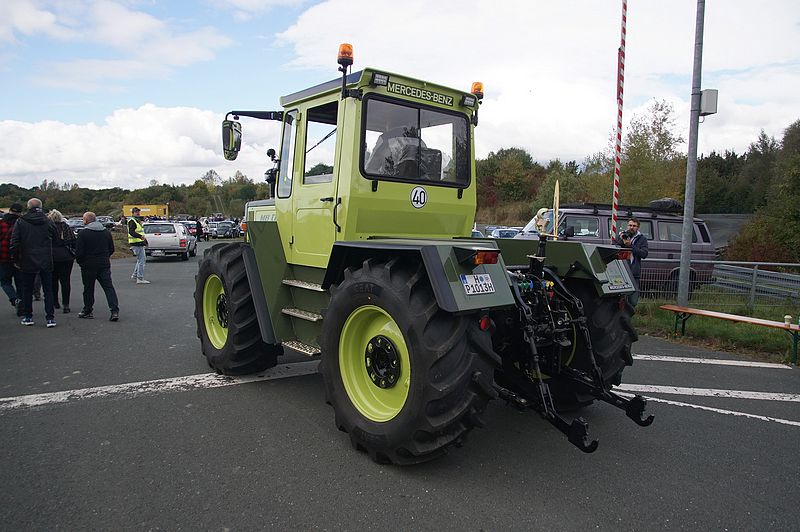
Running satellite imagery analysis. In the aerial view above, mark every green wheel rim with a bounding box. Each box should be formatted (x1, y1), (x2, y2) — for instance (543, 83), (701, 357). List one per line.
(203, 274), (228, 349)
(339, 305), (411, 422)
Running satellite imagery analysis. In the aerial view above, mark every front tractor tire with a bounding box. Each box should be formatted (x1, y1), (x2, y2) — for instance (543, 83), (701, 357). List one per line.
(320, 258), (498, 465)
(194, 243), (280, 375)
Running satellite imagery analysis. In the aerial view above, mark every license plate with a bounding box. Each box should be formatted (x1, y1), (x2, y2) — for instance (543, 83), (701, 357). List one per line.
(151, 250), (165, 257)
(460, 274), (495, 296)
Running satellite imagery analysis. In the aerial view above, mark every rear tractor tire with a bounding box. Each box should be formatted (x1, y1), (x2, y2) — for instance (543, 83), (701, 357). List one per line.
(549, 281), (637, 407)
(194, 242), (280, 375)
(319, 258), (498, 465)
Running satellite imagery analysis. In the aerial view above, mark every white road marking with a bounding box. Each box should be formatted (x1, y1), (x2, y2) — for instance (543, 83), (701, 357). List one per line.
(616, 392), (800, 428)
(0, 361), (320, 413)
(616, 384), (800, 402)
(632, 354), (791, 369)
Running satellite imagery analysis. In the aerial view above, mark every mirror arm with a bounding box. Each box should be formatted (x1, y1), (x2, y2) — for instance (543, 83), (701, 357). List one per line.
(226, 111), (283, 121)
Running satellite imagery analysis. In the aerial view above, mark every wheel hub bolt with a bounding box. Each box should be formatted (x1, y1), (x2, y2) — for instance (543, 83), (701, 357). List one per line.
(364, 335), (400, 389)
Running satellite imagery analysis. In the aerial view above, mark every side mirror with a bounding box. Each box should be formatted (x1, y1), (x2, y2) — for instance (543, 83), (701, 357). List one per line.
(267, 148), (277, 162)
(222, 120), (242, 161)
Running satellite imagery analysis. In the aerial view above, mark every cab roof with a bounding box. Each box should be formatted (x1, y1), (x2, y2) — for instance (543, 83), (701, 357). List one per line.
(279, 68), (474, 107)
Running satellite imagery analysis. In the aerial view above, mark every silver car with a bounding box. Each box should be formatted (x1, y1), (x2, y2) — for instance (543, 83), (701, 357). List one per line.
(142, 222), (197, 261)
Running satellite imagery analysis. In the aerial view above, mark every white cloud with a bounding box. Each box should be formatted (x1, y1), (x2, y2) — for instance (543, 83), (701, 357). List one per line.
(276, 0), (800, 161)
(221, 0), (305, 21)
(0, 0), (80, 43)
(5, 1), (232, 91)
(0, 105), (281, 189)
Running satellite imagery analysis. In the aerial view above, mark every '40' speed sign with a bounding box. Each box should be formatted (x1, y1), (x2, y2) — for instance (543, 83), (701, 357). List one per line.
(410, 186), (427, 209)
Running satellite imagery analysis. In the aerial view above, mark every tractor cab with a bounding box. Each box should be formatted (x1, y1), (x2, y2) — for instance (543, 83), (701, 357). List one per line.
(222, 45), (484, 268)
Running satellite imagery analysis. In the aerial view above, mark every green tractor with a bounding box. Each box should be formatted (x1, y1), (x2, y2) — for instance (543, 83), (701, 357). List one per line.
(195, 45), (652, 464)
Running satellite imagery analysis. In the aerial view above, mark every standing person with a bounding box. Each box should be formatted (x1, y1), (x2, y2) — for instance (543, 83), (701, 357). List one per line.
(48, 209), (76, 313)
(9, 198), (57, 327)
(75, 211), (119, 321)
(615, 217), (649, 307)
(128, 207), (150, 284)
(0, 203), (23, 311)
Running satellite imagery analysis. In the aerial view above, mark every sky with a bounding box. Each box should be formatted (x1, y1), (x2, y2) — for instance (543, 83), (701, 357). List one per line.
(1, 0), (799, 190)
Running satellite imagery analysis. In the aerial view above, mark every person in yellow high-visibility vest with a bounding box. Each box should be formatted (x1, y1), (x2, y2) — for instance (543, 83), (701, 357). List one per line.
(127, 207), (149, 284)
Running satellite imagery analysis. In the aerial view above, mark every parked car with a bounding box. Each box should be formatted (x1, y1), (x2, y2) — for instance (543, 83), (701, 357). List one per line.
(97, 216), (114, 229)
(142, 222), (197, 260)
(66, 218), (85, 235)
(471, 229), (485, 238)
(179, 221), (199, 238)
(515, 202), (716, 293)
(213, 221), (237, 239)
(490, 228), (520, 239)
(207, 221), (219, 238)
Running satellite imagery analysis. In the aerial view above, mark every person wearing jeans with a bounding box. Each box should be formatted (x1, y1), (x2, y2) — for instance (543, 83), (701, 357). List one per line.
(75, 212), (119, 321)
(128, 207), (149, 284)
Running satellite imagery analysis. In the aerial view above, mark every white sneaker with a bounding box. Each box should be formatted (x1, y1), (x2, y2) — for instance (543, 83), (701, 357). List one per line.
(136, 279), (151, 284)
(131, 275), (136, 280)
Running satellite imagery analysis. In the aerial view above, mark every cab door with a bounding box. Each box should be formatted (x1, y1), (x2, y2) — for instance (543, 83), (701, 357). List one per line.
(291, 99), (340, 268)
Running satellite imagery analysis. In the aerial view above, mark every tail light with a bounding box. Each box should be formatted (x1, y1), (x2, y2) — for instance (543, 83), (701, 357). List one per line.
(473, 250), (499, 265)
(241, 222), (247, 232)
(180, 239), (186, 247)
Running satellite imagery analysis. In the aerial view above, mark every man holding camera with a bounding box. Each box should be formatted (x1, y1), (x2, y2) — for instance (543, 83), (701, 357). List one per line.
(615, 217), (648, 307)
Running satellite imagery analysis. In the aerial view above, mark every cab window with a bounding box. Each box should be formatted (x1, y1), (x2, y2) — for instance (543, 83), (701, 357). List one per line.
(304, 102), (337, 185)
(361, 96), (469, 186)
(277, 110), (298, 198)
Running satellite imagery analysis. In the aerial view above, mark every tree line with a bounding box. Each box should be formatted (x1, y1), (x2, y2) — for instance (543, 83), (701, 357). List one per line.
(1, 101), (798, 260)
(0, 169), (269, 220)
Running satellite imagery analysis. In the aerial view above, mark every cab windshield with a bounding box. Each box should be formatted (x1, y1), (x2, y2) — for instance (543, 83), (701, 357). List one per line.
(361, 96), (470, 187)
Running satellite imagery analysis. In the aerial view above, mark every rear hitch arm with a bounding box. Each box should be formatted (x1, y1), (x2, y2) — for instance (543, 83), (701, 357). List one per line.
(561, 367), (655, 427)
(506, 276), (600, 453)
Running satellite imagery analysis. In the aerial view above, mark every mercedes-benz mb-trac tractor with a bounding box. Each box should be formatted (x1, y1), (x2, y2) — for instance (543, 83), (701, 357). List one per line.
(194, 44), (653, 465)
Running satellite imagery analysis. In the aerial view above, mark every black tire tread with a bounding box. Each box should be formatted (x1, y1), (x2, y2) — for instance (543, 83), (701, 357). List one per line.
(193, 242), (279, 375)
(319, 258), (496, 465)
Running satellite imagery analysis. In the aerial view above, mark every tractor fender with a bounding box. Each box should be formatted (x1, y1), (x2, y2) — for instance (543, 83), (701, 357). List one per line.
(322, 240), (516, 313)
(242, 244), (277, 345)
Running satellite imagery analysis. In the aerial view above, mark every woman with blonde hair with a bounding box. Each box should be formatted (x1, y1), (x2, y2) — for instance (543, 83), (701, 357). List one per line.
(48, 209), (76, 313)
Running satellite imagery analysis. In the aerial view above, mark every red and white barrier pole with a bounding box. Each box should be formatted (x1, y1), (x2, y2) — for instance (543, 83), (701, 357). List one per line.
(611, 0), (627, 239)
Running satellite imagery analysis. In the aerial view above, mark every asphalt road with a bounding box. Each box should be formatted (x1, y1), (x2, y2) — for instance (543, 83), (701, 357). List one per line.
(2, 240), (798, 530)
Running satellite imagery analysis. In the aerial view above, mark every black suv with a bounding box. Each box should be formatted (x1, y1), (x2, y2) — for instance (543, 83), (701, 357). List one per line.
(515, 202), (716, 293)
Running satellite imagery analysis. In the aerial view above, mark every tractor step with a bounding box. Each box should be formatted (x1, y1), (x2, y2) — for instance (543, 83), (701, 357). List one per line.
(281, 279), (325, 292)
(281, 307), (323, 322)
(281, 340), (321, 357)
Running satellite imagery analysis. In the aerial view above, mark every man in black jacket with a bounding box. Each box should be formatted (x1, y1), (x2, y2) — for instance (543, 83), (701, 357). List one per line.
(615, 217), (649, 307)
(9, 198), (58, 327)
(75, 211), (120, 321)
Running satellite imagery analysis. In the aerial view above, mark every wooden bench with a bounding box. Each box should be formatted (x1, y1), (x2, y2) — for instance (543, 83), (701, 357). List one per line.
(659, 304), (800, 365)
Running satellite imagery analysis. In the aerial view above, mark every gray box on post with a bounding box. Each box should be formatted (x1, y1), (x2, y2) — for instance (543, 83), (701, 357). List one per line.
(700, 89), (718, 116)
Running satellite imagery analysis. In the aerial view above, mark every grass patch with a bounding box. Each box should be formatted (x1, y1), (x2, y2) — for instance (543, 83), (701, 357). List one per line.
(476, 201), (533, 227)
(635, 294), (799, 364)
(111, 227), (133, 260)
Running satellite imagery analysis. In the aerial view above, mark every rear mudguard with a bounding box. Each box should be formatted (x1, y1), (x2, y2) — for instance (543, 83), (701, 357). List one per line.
(322, 239), (517, 313)
(493, 238), (636, 297)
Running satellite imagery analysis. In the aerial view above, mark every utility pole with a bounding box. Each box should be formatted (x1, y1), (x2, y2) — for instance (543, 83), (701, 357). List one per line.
(677, 0), (705, 307)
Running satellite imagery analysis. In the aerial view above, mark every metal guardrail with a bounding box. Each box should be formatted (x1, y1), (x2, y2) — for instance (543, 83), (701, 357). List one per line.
(638, 258), (800, 311)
